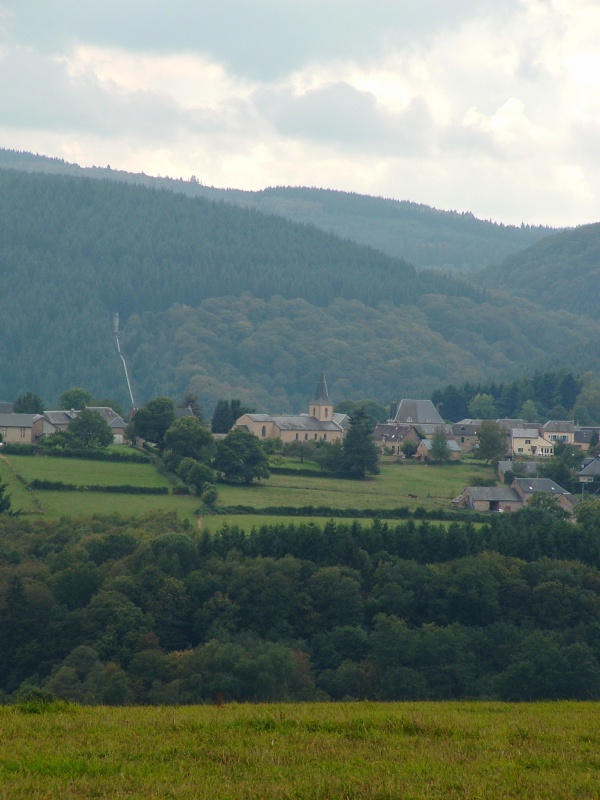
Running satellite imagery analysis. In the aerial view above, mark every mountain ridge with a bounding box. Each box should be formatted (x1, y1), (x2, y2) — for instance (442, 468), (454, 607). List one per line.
(0, 147), (554, 273)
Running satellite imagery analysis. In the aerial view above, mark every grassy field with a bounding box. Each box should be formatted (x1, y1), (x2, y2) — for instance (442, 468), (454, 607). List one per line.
(0, 701), (598, 799)
(217, 460), (492, 512)
(5, 454), (170, 488)
(0, 451), (494, 522)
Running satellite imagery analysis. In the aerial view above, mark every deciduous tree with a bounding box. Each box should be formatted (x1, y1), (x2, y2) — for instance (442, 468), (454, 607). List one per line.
(68, 409), (113, 449)
(477, 420), (507, 463)
(215, 429), (270, 484)
(129, 397), (175, 449)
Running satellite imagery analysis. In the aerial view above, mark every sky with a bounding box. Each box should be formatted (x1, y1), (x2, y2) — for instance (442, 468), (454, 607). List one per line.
(1, 0), (600, 226)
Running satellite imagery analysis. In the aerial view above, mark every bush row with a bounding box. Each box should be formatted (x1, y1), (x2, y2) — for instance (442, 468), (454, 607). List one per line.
(1, 443), (149, 463)
(29, 480), (168, 495)
(208, 504), (485, 522)
(268, 466), (325, 477)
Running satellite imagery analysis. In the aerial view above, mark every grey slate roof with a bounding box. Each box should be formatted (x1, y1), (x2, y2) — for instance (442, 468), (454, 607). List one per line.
(452, 421), (481, 435)
(0, 412), (37, 428)
(575, 428), (600, 445)
(86, 407), (126, 428)
(579, 457), (600, 478)
(497, 460), (539, 476)
(43, 410), (77, 426)
(393, 399), (444, 425)
(464, 486), (521, 502)
(373, 424), (417, 442)
(496, 418), (526, 430)
(245, 413), (342, 432)
(511, 428), (542, 439)
(422, 437), (461, 452)
(542, 420), (575, 433)
(312, 370), (330, 404)
(512, 477), (569, 495)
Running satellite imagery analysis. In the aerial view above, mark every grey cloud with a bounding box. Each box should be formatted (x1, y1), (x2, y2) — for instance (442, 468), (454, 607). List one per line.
(1, 0), (522, 79)
(255, 82), (434, 154)
(0, 47), (194, 140)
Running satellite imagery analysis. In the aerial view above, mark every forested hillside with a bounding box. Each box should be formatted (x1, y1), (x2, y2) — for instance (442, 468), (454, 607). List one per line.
(0, 148), (552, 272)
(0, 167), (597, 411)
(478, 223), (600, 319)
(3, 507), (600, 702)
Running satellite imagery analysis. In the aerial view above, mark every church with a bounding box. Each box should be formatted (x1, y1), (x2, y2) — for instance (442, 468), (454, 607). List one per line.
(234, 371), (349, 443)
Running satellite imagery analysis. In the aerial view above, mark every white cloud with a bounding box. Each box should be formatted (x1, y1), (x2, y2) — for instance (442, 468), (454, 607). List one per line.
(0, 0), (600, 225)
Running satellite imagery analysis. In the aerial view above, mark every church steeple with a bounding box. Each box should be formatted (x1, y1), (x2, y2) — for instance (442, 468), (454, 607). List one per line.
(310, 370), (334, 421)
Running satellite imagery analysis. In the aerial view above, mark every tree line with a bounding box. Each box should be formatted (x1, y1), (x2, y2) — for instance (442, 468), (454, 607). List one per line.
(2, 500), (600, 704)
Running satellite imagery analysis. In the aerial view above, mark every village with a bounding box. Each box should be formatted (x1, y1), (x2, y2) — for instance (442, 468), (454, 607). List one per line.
(2, 371), (599, 518)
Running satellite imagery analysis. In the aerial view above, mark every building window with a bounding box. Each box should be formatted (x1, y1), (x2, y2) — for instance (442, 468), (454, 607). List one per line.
(312, 407), (316, 416)
(304, 433), (308, 441)
(20, 428), (26, 438)
(323, 434), (327, 441)
(324, 408), (328, 417)
(460, 437), (465, 443)
(295, 433), (299, 440)
(525, 439), (531, 444)
(314, 433), (318, 440)
(261, 426), (267, 438)
(518, 448), (523, 453)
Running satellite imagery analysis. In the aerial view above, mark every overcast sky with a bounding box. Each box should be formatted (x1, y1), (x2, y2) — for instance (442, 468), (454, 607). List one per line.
(1, 0), (600, 225)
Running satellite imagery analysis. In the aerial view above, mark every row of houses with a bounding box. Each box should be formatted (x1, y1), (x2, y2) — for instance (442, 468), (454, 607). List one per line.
(375, 406), (599, 460)
(0, 407), (128, 445)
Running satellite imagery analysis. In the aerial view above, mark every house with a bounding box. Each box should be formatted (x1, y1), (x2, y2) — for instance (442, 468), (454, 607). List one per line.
(373, 423), (420, 455)
(497, 460), (539, 483)
(416, 437), (462, 461)
(0, 412), (39, 444)
(456, 476), (576, 513)
(34, 410), (78, 438)
(452, 419), (482, 452)
(578, 455), (600, 488)
(390, 399), (445, 430)
(454, 486), (522, 513)
(509, 428), (554, 457)
(511, 477), (577, 512)
(234, 372), (349, 444)
(85, 407), (128, 444)
(34, 407), (127, 444)
(541, 420), (575, 445)
(573, 428), (600, 450)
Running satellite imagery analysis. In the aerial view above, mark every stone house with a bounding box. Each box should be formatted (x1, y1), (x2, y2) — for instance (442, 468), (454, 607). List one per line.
(0, 412), (39, 444)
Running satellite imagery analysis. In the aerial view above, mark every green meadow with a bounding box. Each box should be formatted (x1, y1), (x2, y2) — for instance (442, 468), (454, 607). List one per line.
(0, 450), (494, 523)
(1, 701), (598, 799)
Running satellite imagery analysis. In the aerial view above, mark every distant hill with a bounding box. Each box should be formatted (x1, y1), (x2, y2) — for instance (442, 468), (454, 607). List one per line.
(0, 166), (597, 414)
(478, 223), (600, 319)
(0, 148), (554, 273)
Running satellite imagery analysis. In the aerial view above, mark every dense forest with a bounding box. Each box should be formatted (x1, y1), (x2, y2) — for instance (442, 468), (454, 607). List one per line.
(3, 504), (600, 703)
(432, 369), (584, 423)
(1, 166), (598, 412)
(478, 222), (600, 319)
(0, 148), (552, 272)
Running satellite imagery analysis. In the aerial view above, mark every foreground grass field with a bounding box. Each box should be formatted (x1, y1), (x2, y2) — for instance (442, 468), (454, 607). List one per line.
(1, 701), (598, 799)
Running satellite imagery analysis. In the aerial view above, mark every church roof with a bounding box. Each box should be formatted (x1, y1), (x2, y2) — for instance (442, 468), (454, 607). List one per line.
(245, 413), (343, 432)
(312, 370), (330, 404)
